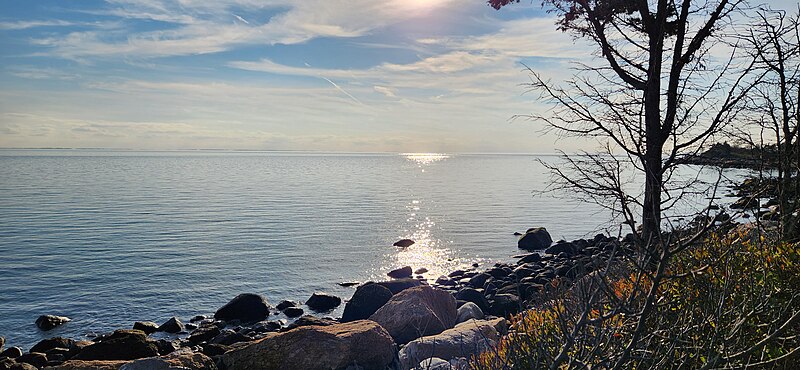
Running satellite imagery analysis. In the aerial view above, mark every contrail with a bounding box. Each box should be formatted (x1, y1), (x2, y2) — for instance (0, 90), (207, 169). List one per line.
(233, 14), (249, 24)
(320, 76), (364, 106)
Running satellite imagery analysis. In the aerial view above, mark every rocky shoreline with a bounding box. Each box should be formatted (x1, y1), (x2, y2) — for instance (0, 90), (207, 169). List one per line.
(0, 228), (631, 370)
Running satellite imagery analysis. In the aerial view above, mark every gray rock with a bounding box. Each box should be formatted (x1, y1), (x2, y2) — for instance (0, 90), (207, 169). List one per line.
(413, 357), (451, 370)
(393, 239), (415, 248)
(118, 349), (216, 370)
(399, 318), (504, 369)
(72, 330), (159, 361)
(214, 293), (271, 323)
(454, 288), (489, 312)
(456, 302), (484, 324)
(341, 283), (393, 323)
(369, 285), (457, 344)
(414, 267), (428, 274)
(35, 315), (71, 331)
(375, 278), (424, 294)
(187, 325), (221, 344)
(517, 227), (553, 250)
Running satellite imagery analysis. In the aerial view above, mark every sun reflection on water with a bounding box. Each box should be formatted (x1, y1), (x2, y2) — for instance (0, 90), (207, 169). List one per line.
(402, 153), (450, 165)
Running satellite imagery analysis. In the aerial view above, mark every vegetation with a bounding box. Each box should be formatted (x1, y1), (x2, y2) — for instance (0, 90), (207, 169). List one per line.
(471, 227), (800, 369)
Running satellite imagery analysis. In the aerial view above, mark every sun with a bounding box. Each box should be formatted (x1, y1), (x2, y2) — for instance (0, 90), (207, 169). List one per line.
(396, 0), (446, 12)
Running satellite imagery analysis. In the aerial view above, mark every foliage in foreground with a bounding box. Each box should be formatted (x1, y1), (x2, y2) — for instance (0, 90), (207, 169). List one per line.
(471, 227), (800, 369)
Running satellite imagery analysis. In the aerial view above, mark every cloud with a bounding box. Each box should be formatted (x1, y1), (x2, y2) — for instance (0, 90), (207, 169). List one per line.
(373, 85), (397, 98)
(0, 20), (77, 30)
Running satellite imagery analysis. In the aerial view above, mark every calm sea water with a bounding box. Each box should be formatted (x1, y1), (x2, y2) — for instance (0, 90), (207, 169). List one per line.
(0, 150), (745, 350)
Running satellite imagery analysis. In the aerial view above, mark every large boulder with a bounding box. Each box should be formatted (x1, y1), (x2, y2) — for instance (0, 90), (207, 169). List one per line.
(399, 318), (504, 369)
(30, 337), (76, 354)
(305, 292), (341, 312)
(72, 330), (159, 361)
(42, 360), (129, 370)
(517, 227), (553, 251)
(220, 320), (394, 370)
(214, 294), (271, 323)
(369, 285), (457, 344)
(35, 315), (71, 331)
(387, 266), (413, 279)
(341, 283), (393, 322)
(132, 322), (158, 335)
(118, 350), (215, 370)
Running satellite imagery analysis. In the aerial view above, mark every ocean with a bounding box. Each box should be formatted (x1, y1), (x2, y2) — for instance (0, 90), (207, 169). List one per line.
(0, 150), (746, 350)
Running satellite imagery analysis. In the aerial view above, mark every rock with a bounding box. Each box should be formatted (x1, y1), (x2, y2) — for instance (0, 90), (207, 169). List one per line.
(275, 301), (296, 311)
(518, 253), (542, 264)
(369, 285), (457, 344)
(156, 317), (184, 334)
(454, 288), (490, 312)
(393, 239), (415, 248)
(387, 266), (413, 279)
(117, 349), (215, 370)
(517, 227), (553, 250)
(250, 321), (282, 334)
(284, 316), (337, 331)
(731, 196), (759, 209)
(337, 282), (360, 287)
(305, 292), (342, 312)
(0, 337), (3, 352)
(35, 315), (71, 331)
(545, 241), (576, 256)
(152, 340), (179, 356)
(399, 318), (503, 369)
(220, 320), (394, 370)
(282, 307), (303, 318)
(456, 302), (484, 324)
(187, 325), (221, 344)
(16, 353), (47, 368)
(467, 273), (491, 288)
(2, 358), (38, 370)
(341, 283), (394, 323)
(210, 330), (251, 346)
(72, 330), (158, 361)
(413, 357), (451, 370)
(189, 315), (207, 323)
(0, 347), (22, 359)
(434, 276), (455, 286)
(375, 278), (424, 294)
(214, 294), (271, 323)
(30, 337), (76, 355)
(200, 343), (230, 357)
(414, 267), (428, 274)
(42, 360), (129, 370)
(132, 322), (159, 335)
(488, 294), (520, 317)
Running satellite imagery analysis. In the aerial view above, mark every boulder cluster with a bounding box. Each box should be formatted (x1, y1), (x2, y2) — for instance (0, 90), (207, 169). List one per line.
(1, 227), (627, 370)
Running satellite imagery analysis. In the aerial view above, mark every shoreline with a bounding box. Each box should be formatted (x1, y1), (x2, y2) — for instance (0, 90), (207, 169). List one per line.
(1, 227), (638, 370)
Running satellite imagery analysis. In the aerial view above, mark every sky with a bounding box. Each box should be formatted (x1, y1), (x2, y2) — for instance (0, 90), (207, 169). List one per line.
(0, 1), (796, 153)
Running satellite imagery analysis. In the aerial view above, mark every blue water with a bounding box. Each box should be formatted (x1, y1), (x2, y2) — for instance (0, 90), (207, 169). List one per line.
(0, 150), (742, 350)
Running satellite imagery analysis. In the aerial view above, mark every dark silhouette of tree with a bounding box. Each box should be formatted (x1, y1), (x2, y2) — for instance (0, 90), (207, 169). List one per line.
(490, 0), (756, 244)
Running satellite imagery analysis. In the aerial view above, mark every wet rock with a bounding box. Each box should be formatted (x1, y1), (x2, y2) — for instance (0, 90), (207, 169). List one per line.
(375, 278), (424, 294)
(456, 302), (484, 324)
(284, 316), (336, 331)
(369, 285), (457, 344)
(36, 315), (71, 331)
(454, 287), (490, 312)
(0, 347), (22, 359)
(156, 317), (184, 334)
(189, 315), (207, 323)
(153, 340), (179, 356)
(399, 318), (504, 369)
(30, 337), (75, 355)
(187, 325), (221, 344)
(221, 320), (394, 370)
(387, 266), (413, 279)
(250, 321), (282, 334)
(447, 270), (465, 278)
(467, 273), (491, 288)
(414, 267), (428, 274)
(517, 227), (553, 250)
(282, 307), (303, 318)
(393, 239), (415, 248)
(0, 337), (3, 352)
(337, 281), (360, 287)
(72, 330), (158, 361)
(341, 283), (393, 323)
(434, 276), (455, 286)
(214, 294), (271, 323)
(275, 301), (296, 311)
(305, 292), (341, 312)
(132, 322), (159, 335)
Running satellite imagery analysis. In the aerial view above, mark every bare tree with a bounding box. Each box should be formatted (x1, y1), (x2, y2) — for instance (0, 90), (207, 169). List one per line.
(490, 0), (756, 243)
(746, 6), (800, 241)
